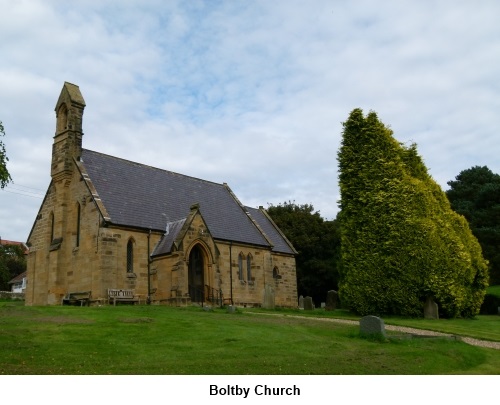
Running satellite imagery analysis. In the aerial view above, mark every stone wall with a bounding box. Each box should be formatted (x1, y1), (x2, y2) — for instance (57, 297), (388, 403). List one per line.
(216, 242), (296, 308)
(27, 169), (101, 305)
(26, 164), (164, 305)
(0, 291), (25, 300)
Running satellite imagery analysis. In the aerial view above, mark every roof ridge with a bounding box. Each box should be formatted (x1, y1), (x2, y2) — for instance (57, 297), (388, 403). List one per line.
(82, 148), (225, 187)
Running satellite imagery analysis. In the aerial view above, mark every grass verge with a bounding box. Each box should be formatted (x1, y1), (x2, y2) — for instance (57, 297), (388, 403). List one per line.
(246, 307), (500, 341)
(487, 285), (500, 297)
(1, 302), (499, 375)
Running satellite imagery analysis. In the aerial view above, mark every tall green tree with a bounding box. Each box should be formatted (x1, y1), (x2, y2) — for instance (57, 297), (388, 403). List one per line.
(267, 202), (341, 305)
(337, 108), (488, 318)
(0, 120), (12, 189)
(446, 166), (500, 285)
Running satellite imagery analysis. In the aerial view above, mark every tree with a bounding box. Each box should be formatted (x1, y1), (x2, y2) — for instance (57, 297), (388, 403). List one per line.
(446, 166), (500, 285)
(0, 120), (12, 189)
(337, 108), (488, 318)
(0, 243), (26, 291)
(267, 201), (341, 305)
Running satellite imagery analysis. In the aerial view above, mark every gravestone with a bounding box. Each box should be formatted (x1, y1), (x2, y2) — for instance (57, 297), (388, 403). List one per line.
(262, 285), (275, 309)
(325, 290), (338, 311)
(321, 302), (325, 309)
(424, 296), (439, 319)
(359, 315), (387, 338)
(298, 295), (304, 309)
(304, 296), (313, 310)
(226, 305), (236, 313)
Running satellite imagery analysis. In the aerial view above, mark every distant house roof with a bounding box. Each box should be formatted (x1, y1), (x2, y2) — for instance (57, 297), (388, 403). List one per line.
(0, 239), (29, 255)
(8, 271), (27, 285)
(78, 149), (295, 255)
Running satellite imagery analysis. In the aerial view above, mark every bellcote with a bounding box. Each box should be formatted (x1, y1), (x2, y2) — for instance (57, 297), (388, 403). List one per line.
(54, 82), (85, 136)
(51, 82), (86, 180)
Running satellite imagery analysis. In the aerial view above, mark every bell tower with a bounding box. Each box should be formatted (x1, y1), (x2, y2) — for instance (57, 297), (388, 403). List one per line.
(51, 82), (86, 180)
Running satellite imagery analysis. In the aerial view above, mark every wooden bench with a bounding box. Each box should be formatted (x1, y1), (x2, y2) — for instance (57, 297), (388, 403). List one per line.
(107, 289), (139, 306)
(62, 291), (92, 306)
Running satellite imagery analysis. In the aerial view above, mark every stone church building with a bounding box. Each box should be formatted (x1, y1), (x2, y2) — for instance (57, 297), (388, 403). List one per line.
(26, 82), (297, 307)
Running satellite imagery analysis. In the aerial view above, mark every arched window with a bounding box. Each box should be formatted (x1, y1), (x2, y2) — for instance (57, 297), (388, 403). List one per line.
(50, 212), (55, 242)
(246, 254), (252, 281)
(127, 239), (134, 273)
(273, 267), (281, 279)
(238, 253), (244, 280)
(57, 104), (68, 133)
(75, 203), (81, 247)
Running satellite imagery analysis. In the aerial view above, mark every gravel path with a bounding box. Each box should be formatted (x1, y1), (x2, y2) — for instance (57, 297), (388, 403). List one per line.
(248, 312), (500, 350)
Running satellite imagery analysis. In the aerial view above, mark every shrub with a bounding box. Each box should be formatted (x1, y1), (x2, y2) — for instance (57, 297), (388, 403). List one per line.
(337, 109), (489, 318)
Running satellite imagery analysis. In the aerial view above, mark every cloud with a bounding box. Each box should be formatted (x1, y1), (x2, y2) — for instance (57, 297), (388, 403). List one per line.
(1, 0), (499, 241)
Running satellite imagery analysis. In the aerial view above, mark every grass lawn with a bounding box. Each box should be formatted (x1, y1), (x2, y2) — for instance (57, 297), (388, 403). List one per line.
(1, 300), (499, 375)
(247, 307), (500, 341)
(487, 285), (500, 297)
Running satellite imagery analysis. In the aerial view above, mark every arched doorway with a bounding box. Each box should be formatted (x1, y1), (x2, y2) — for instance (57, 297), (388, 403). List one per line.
(188, 244), (205, 303)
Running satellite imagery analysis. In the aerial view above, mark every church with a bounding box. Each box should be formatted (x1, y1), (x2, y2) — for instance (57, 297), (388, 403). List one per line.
(25, 82), (297, 307)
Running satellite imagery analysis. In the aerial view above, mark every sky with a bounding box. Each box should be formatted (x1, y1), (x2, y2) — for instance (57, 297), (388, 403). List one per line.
(1, 0), (499, 243)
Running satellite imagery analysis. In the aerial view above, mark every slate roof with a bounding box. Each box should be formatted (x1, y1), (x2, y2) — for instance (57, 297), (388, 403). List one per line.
(151, 218), (186, 257)
(80, 149), (295, 254)
(8, 271), (27, 285)
(245, 206), (296, 255)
